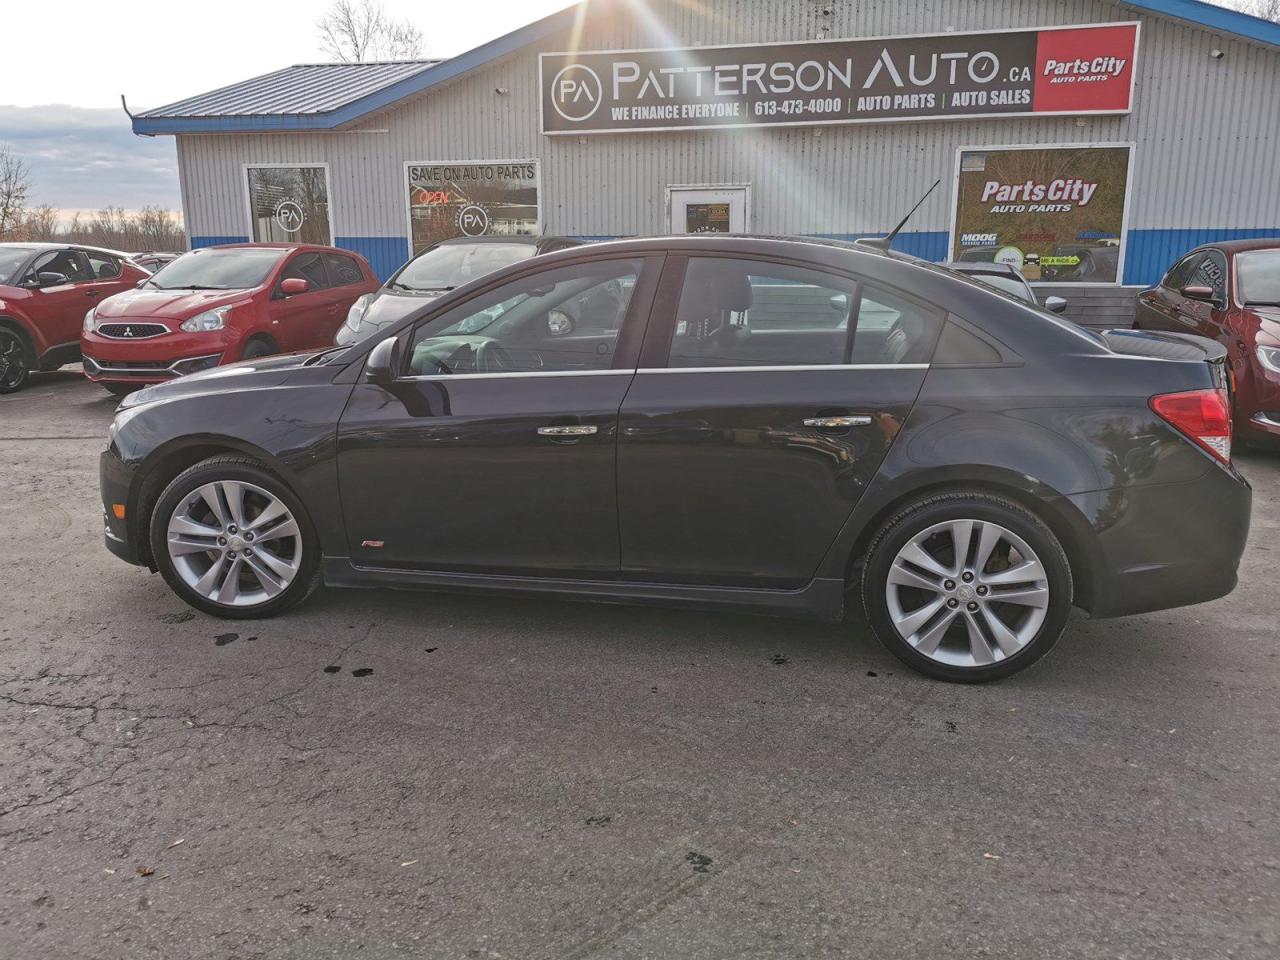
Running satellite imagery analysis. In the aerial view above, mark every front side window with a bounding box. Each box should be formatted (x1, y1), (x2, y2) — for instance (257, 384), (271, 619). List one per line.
(665, 257), (940, 368)
(247, 165), (331, 245)
(145, 248), (286, 291)
(406, 258), (642, 376)
(1237, 250), (1280, 306)
(283, 252), (328, 289)
(1163, 253), (1203, 291)
(1187, 251), (1227, 300)
(30, 250), (91, 284)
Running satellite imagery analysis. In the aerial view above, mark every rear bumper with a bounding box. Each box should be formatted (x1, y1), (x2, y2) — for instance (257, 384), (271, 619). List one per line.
(1075, 462), (1251, 618)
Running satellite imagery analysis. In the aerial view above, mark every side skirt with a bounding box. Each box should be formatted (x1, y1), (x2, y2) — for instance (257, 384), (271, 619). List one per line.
(322, 558), (847, 623)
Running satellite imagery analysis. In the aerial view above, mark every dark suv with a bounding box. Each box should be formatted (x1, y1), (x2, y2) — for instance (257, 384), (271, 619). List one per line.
(101, 235), (1249, 683)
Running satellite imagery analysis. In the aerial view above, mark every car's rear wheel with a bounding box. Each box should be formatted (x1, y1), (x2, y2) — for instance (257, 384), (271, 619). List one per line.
(861, 492), (1073, 683)
(150, 456), (321, 619)
(0, 328), (32, 394)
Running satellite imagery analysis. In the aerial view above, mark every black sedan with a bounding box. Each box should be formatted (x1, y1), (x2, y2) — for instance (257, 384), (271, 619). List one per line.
(945, 261), (1067, 314)
(101, 235), (1250, 682)
(335, 234), (584, 346)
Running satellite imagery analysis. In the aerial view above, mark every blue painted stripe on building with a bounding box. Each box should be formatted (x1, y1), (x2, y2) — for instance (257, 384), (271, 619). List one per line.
(810, 231), (950, 260)
(335, 236), (408, 281)
(190, 235), (249, 248)
(1124, 228), (1280, 286)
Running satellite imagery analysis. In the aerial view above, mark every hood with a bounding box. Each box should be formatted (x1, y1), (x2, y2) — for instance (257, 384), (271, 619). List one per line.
(119, 349), (329, 408)
(1247, 306), (1280, 343)
(95, 286), (254, 320)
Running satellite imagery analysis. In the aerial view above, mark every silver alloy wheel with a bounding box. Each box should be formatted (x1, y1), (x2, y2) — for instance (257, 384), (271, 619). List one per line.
(166, 480), (302, 608)
(884, 518), (1050, 668)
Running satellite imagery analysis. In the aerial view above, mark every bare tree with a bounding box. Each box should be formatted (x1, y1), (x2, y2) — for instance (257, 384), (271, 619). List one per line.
(317, 0), (424, 62)
(0, 144), (30, 240)
(19, 204), (58, 241)
(1222, 0), (1280, 21)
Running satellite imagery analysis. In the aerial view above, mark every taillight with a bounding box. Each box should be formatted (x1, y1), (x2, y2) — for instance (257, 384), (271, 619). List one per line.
(1150, 388), (1232, 464)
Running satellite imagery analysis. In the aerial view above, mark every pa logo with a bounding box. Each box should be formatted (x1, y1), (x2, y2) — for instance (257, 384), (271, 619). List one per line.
(274, 199), (305, 234)
(550, 63), (602, 122)
(458, 204), (490, 237)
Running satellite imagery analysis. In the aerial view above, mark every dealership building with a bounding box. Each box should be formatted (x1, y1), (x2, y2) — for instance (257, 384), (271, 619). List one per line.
(130, 0), (1280, 324)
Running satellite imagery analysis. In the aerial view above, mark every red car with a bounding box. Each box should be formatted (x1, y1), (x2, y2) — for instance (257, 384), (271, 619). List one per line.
(1135, 238), (1280, 443)
(0, 242), (149, 393)
(82, 243), (379, 395)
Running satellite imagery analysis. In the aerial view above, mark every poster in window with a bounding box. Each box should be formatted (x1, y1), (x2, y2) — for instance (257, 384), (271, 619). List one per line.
(246, 166), (330, 245)
(952, 145), (1131, 284)
(407, 162), (539, 256)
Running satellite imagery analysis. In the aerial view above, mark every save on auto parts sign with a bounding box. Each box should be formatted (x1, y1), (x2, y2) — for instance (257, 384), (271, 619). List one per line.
(405, 162), (539, 256)
(540, 22), (1138, 134)
(951, 145), (1133, 284)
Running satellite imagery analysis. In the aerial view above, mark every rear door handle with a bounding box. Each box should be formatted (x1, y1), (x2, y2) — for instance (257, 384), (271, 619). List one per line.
(537, 425), (598, 436)
(803, 416), (871, 428)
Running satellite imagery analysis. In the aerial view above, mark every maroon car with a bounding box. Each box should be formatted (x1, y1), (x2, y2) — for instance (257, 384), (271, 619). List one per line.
(0, 242), (149, 393)
(1135, 238), (1280, 442)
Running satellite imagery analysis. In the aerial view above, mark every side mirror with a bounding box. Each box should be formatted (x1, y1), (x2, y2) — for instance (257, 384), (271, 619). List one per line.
(280, 277), (310, 296)
(1182, 285), (1216, 303)
(1043, 295), (1068, 314)
(31, 271), (70, 287)
(364, 336), (401, 386)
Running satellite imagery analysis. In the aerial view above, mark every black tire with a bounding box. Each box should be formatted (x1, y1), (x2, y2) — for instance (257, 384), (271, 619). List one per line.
(104, 383), (139, 398)
(860, 491), (1073, 683)
(149, 455), (322, 619)
(241, 337), (277, 361)
(0, 327), (32, 394)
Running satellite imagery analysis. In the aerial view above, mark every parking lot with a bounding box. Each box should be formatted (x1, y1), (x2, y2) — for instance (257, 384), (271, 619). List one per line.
(0, 369), (1277, 959)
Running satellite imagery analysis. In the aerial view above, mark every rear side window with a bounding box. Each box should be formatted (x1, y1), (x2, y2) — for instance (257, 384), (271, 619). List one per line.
(84, 251), (122, 279)
(283, 252), (328, 289)
(665, 258), (941, 367)
(324, 253), (363, 286)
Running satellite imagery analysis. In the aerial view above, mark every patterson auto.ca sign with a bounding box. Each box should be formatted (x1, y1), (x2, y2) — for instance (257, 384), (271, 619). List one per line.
(540, 22), (1139, 135)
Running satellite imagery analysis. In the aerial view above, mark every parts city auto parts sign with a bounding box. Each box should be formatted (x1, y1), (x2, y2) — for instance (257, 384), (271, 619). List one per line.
(951, 145), (1132, 284)
(541, 22), (1138, 134)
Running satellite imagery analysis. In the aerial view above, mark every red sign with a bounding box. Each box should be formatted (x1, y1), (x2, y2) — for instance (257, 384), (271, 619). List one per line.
(1033, 24), (1138, 114)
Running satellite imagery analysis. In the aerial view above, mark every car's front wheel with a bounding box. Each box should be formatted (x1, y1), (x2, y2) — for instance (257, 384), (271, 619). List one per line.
(150, 456), (321, 618)
(861, 492), (1073, 683)
(0, 328), (32, 394)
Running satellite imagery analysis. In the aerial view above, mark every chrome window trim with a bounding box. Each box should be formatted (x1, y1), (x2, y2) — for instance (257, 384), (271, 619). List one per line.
(391, 363), (930, 383)
(637, 363), (930, 373)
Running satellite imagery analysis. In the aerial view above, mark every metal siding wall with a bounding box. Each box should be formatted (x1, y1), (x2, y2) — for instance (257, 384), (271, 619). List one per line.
(176, 0), (1280, 284)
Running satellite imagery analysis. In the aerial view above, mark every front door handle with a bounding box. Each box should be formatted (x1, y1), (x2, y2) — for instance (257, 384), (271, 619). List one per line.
(537, 425), (598, 437)
(803, 415), (871, 428)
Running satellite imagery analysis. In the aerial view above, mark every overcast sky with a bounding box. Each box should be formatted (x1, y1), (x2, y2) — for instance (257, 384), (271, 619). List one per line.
(0, 0), (577, 215)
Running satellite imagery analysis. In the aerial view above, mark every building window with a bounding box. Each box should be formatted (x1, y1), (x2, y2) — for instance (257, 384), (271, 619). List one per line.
(246, 165), (331, 245)
(405, 161), (539, 257)
(951, 144), (1132, 285)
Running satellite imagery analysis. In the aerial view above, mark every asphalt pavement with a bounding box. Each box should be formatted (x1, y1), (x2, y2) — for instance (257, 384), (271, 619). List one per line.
(2, 369), (1278, 959)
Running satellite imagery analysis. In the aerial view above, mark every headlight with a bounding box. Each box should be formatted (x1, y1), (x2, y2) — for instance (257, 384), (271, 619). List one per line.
(83, 307), (96, 333)
(343, 294), (372, 333)
(1257, 345), (1280, 375)
(180, 306), (231, 333)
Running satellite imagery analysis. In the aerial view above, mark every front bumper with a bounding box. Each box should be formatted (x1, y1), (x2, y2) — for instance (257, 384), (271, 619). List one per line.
(82, 329), (229, 384)
(83, 353), (222, 384)
(100, 447), (146, 566)
(1075, 460), (1252, 618)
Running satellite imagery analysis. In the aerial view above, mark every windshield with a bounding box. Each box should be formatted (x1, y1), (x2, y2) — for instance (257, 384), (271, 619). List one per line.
(393, 243), (535, 291)
(147, 248), (286, 290)
(1238, 250), (1280, 305)
(0, 246), (35, 282)
(964, 273), (1034, 303)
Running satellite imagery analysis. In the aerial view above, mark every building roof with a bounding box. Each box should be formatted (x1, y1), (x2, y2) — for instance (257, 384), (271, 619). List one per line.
(130, 0), (1280, 136)
(135, 61), (440, 121)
